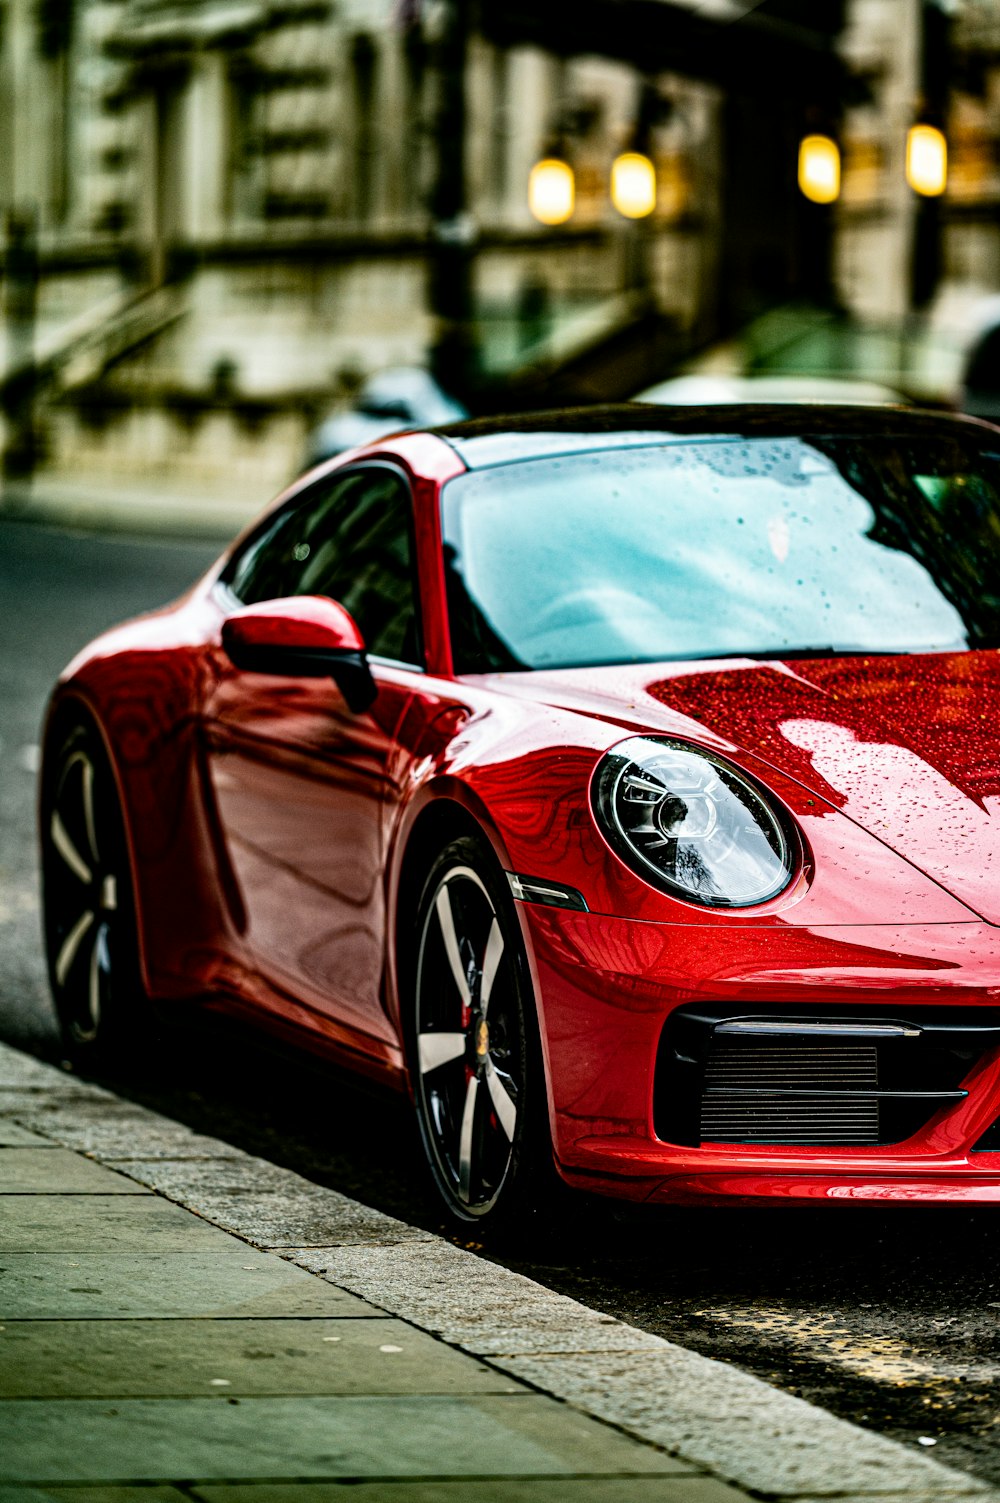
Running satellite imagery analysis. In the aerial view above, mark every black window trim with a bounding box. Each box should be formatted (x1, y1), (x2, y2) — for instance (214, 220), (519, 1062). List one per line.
(215, 459), (427, 673)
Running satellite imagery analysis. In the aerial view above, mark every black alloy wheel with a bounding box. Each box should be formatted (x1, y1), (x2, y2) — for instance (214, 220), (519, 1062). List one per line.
(41, 717), (145, 1066)
(410, 835), (550, 1228)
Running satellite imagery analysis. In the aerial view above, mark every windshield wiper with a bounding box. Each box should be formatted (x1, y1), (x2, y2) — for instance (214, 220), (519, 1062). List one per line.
(750, 646), (911, 660)
(674, 646), (917, 663)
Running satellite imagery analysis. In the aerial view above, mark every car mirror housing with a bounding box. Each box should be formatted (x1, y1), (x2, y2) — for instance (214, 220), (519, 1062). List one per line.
(221, 596), (377, 713)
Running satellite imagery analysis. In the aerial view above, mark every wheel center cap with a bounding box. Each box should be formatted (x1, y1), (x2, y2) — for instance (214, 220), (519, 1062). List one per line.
(474, 1017), (489, 1060)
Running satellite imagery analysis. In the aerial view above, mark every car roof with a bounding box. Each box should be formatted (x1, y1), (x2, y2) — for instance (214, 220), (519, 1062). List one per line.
(435, 402), (997, 471)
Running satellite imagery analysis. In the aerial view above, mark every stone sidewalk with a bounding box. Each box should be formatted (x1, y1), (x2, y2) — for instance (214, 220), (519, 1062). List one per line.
(1, 471), (272, 542)
(0, 1039), (993, 1503)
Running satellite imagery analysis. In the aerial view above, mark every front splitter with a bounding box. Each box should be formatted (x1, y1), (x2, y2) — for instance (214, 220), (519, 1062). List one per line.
(644, 1168), (1000, 1204)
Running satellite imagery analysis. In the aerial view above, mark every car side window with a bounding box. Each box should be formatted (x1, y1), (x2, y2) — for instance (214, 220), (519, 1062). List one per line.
(226, 508), (306, 606)
(226, 466), (422, 665)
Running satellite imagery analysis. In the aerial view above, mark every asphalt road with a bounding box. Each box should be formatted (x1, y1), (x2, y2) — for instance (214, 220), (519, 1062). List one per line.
(3, 516), (1000, 1490)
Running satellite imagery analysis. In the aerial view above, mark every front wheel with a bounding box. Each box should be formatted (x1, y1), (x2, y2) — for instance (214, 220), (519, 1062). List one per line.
(408, 834), (556, 1232)
(41, 716), (148, 1068)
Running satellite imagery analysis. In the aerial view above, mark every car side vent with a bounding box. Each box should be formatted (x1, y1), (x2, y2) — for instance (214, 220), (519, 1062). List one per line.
(700, 1037), (881, 1146)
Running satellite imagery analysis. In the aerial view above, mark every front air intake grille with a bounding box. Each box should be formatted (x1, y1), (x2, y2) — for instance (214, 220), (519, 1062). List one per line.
(654, 1006), (991, 1149)
(700, 1039), (880, 1145)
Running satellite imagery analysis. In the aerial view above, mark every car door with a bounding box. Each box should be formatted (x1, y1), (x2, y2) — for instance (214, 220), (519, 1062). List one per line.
(203, 462), (423, 1054)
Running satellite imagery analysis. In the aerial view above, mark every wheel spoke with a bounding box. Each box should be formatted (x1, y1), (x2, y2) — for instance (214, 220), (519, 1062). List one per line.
(418, 1031), (466, 1074)
(87, 925), (103, 1032)
(80, 756), (100, 867)
(51, 811), (93, 886)
(435, 884), (471, 1008)
(480, 917), (505, 1016)
(485, 1058), (517, 1141)
(55, 909), (95, 987)
(417, 865), (525, 1214)
(457, 1074), (480, 1203)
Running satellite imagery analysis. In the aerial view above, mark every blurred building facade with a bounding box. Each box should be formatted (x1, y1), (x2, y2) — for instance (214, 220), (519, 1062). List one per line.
(839, 0), (1000, 316)
(0, 0), (998, 491)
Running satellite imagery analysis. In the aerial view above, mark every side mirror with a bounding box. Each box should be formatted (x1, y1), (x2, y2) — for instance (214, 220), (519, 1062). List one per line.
(221, 596), (377, 713)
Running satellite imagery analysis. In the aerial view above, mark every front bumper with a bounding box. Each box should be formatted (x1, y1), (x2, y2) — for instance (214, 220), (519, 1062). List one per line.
(518, 905), (1000, 1204)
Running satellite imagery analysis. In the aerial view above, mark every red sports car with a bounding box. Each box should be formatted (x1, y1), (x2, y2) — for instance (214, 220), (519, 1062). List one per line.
(40, 405), (1000, 1225)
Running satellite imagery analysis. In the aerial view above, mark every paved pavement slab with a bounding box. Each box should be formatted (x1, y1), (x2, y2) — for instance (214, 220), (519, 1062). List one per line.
(2, 1100), (249, 1160)
(193, 1482), (749, 1502)
(284, 1245), (993, 1497)
(0, 1124), (54, 1148)
(0, 1149), (151, 1194)
(0, 1196), (242, 1252)
(0, 1491), (190, 1503)
(0, 1253), (373, 1319)
(0, 1395), (694, 1485)
(500, 1350), (989, 1499)
(0, 1037), (994, 1503)
(0, 1317), (518, 1397)
(0, 1055), (68, 1089)
(107, 1159), (434, 1246)
(285, 1244), (672, 1354)
(0, 1091), (115, 1122)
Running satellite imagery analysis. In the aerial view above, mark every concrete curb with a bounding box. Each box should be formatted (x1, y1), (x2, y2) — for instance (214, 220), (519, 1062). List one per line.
(0, 1039), (994, 1502)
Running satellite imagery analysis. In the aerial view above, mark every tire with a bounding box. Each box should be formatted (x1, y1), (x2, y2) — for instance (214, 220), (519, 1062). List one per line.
(407, 833), (557, 1233)
(41, 715), (149, 1069)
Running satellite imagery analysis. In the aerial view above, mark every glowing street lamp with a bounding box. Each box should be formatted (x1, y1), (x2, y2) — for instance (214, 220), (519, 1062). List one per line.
(798, 134), (840, 205)
(610, 151), (657, 219)
(906, 124), (947, 197)
(528, 157), (575, 226)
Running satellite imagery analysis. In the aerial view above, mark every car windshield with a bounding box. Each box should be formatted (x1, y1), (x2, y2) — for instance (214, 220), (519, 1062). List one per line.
(440, 433), (1000, 672)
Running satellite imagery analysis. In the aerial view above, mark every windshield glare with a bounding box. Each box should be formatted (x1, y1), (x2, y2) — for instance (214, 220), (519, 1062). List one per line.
(440, 435), (1000, 672)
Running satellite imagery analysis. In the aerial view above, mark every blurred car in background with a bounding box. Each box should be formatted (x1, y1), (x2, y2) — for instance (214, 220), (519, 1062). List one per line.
(305, 367), (468, 468)
(959, 299), (1000, 425)
(636, 373), (907, 406)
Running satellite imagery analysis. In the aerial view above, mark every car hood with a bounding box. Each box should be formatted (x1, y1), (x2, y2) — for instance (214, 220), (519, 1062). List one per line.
(506, 650), (1000, 925)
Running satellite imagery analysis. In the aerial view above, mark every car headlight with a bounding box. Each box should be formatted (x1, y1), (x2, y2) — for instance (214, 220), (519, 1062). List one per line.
(591, 736), (796, 907)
